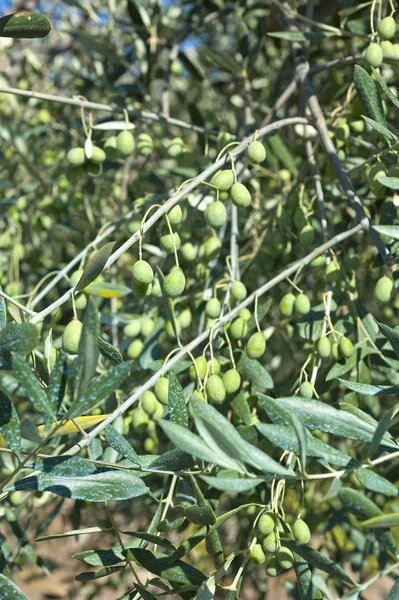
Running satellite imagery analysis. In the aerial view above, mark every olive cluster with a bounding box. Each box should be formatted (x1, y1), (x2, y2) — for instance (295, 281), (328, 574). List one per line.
(364, 16), (398, 69)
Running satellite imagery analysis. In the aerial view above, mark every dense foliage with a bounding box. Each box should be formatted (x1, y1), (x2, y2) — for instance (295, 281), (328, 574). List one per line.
(2, 1), (399, 598)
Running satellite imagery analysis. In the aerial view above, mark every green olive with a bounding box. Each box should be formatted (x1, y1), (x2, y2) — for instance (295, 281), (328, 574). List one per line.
(62, 319), (83, 354)
(247, 141), (266, 164)
(246, 332), (266, 359)
(206, 374), (226, 404)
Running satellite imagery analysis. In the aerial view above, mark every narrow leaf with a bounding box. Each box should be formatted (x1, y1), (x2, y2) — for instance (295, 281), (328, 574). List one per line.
(355, 468), (397, 496)
(237, 352), (273, 389)
(338, 379), (399, 396)
(0, 323), (39, 354)
(0, 574), (28, 599)
(168, 372), (188, 428)
(378, 321), (399, 360)
(0, 390), (21, 453)
(11, 354), (56, 422)
(291, 414), (307, 472)
(104, 425), (141, 465)
(75, 242), (115, 292)
(283, 539), (355, 585)
(98, 337), (123, 364)
(354, 64), (386, 126)
(0, 12), (51, 38)
(360, 513), (399, 528)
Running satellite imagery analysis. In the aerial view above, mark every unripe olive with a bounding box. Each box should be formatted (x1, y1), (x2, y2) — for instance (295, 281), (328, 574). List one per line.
(104, 135), (118, 159)
(142, 390), (159, 416)
(262, 531), (278, 553)
(210, 169), (235, 191)
(279, 168), (291, 183)
(90, 146), (106, 164)
(127, 339), (144, 359)
(379, 16), (396, 40)
(294, 293), (310, 317)
(299, 381), (313, 399)
(204, 236), (222, 260)
(318, 336), (331, 358)
(325, 261), (340, 283)
(143, 437), (156, 452)
(167, 204), (183, 225)
(132, 260), (154, 285)
(374, 275), (393, 304)
(293, 206), (307, 229)
(167, 137), (185, 157)
(137, 133), (153, 156)
(165, 320), (181, 339)
(250, 543), (266, 565)
(335, 118), (350, 141)
(206, 297), (221, 318)
(247, 141), (266, 164)
(239, 308), (251, 321)
(231, 281), (247, 301)
(229, 317), (248, 340)
(331, 342), (342, 361)
(160, 232), (181, 253)
(279, 293), (295, 318)
(189, 356), (208, 381)
(131, 280), (150, 299)
(74, 293), (87, 310)
(368, 163), (386, 196)
(141, 318), (155, 337)
(178, 308), (192, 329)
(381, 40), (394, 56)
(299, 224), (315, 246)
(181, 242), (196, 262)
(339, 336), (354, 359)
(216, 131), (233, 152)
(132, 407), (149, 433)
(246, 332), (266, 359)
(258, 511), (275, 536)
(292, 519), (311, 544)
(205, 201), (226, 229)
(231, 182), (251, 208)
(365, 42), (383, 68)
(206, 374), (226, 404)
(117, 130), (135, 156)
(277, 546), (295, 570)
(222, 368), (241, 395)
(265, 556), (281, 577)
(62, 319), (83, 354)
(67, 147), (85, 166)
(164, 268), (186, 298)
(349, 119), (365, 134)
(209, 357), (221, 375)
(191, 390), (206, 403)
(154, 376), (169, 405)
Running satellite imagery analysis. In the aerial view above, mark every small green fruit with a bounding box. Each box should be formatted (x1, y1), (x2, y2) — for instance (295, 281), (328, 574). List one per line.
(104, 136), (118, 159)
(140, 318), (155, 337)
(167, 137), (185, 157)
(137, 133), (153, 156)
(205, 201), (226, 229)
(258, 511), (275, 536)
(132, 407), (149, 433)
(222, 368), (241, 395)
(335, 118), (350, 141)
(294, 293), (310, 317)
(206, 297), (221, 318)
(379, 16), (396, 40)
(154, 377), (169, 405)
(277, 546), (295, 570)
(67, 147), (85, 166)
(178, 308), (192, 329)
(248, 140), (266, 164)
(127, 339), (144, 359)
(160, 232), (181, 253)
(229, 317), (248, 340)
(331, 342), (342, 361)
(165, 320), (181, 339)
(262, 531), (278, 553)
(203, 236), (222, 260)
(292, 519), (311, 545)
(189, 356), (208, 381)
(131, 280), (150, 299)
(325, 261), (340, 283)
(62, 319), (83, 354)
(265, 556), (281, 577)
(365, 42), (383, 68)
(206, 374), (226, 403)
(132, 260), (154, 285)
(318, 336), (331, 358)
(181, 242), (196, 262)
(117, 130), (135, 156)
(279, 293), (295, 318)
(231, 182), (251, 208)
(164, 268), (186, 298)
(374, 275), (393, 304)
(167, 204), (183, 225)
(231, 281), (247, 302)
(300, 224), (315, 246)
(210, 169), (235, 191)
(381, 40), (394, 55)
(339, 336), (354, 359)
(144, 437), (156, 452)
(250, 543), (266, 565)
(90, 146), (106, 164)
(299, 381), (313, 399)
(142, 390), (159, 416)
(246, 332), (266, 359)
(239, 308), (251, 321)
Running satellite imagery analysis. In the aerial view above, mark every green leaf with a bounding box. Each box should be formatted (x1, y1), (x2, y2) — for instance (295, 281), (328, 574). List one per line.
(354, 65), (386, 126)
(47, 349), (67, 411)
(360, 513), (399, 528)
(34, 456), (96, 477)
(282, 540), (355, 585)
(104, 425), (141, 465)
(84, 282), (131, 298)
(246, 300), (272, 333)
(133, 585), (158, 600)
(378, 321), (399, 360)
(291, 414), (307, 472)
(355, 468), (397, 496)
(122, 532), (175, 551)
(268, 31), (336, 41)
(124, 548), (206, 587)
(237, 352), (273, 389)
(373, 225), (399, 240)
(0, 391), (21, 453)
(256, 423), (356, 467)
(0, 323), (39, 354)
(368, 405), (399, 459)
(0, 287), (6, 329)
(268, 135), (298, 175)
(258, 395), (396, 448)
(230, 392), (252, 426)
(72, 299), (100, 399)
(293, 554), (323, 600)
(71, 361), (131, 418)
(75, 242), (115, 292)
(93, 121), (135, 131)
(338, 379), (399, 396)
(372, 67), (399, 111)
(376, 176), (399, 189)
(200, 475), (263, 493)
(362, 116), (396, 140)
(184, 505), (215, 526)
(74, 540), (141, 566)
(0, 574), (28, 599)
(147, 360), (190, 375)
(191, 398), (293, 478)
(387, 580), (399, 600)
(0, 12), (51, 38)
(322, 478), (343, 503)
(11, 354), (56, 422)
(76, 565), (125, 581)
(8, 469), (149, 502)
(98, 337), (123, 365)
(168, 373), (188, 428)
